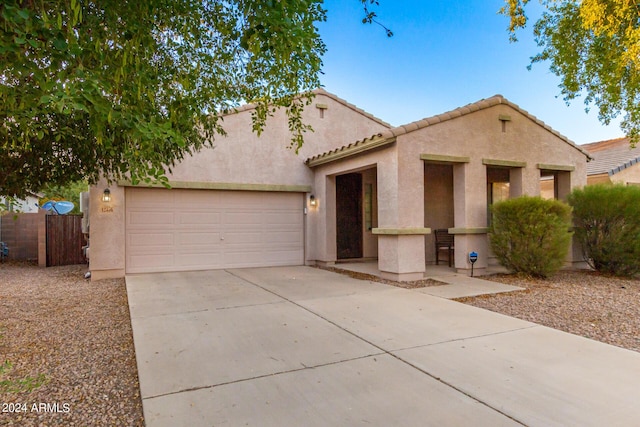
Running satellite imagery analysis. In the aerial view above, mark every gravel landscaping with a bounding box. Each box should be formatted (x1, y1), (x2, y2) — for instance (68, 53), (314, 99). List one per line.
(1, 263), (638, 426)
(0, 262), (144, 427)
(457, 270), (640, 353)
(322, 265), (640, 354)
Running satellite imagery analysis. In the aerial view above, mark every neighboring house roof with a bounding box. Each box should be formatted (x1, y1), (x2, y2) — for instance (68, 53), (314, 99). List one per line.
(581, 137), (630, 153)
(582, 137), (640, 176)
(306, 94), (592, 167)
(224, 88), (393, 129)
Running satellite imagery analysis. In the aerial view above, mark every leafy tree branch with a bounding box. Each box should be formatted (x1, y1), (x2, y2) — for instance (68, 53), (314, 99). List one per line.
(501, 0), (640, 144)
(360, 0), (393, 37)
(1, 0), (327, 198)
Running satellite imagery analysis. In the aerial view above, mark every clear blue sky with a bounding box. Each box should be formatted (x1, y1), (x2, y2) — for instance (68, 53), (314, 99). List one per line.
(317, 0), (625, 145)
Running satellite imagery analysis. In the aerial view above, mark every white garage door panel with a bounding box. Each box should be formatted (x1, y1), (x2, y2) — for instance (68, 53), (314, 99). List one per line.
(129, 254), (176, 270)
(266, 211), (300, 224)
(128, 232), (174, 247)
(265, 230), (303, 243)
(129, 211), (175, 226)
(229, 212), (264, 224)
(125, 188), (304, 273)
(175, 232), (223, 246)
(175, 252), (224, 267)
(225, 232), (263, 245)
(179, 212), (223, 225)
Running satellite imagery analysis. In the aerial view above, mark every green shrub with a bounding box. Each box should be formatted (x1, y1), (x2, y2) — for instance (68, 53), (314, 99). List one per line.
(568, 184), (640, 277)
(489, 196), (572, 278)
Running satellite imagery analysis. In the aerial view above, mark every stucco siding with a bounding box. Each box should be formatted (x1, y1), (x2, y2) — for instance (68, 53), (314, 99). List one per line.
(164, 92), (390, 187)
(397, 105), (585, 174)
(89, 180), (126, 279)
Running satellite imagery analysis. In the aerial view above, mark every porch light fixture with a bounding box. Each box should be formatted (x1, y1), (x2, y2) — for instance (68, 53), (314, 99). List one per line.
(309, 194), (317, 207)
(102, 188), (111, 203)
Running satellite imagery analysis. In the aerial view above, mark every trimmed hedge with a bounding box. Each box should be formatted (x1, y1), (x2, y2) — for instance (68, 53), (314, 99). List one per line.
(568, 184), (640, 277)
(489, 196), (572, 278)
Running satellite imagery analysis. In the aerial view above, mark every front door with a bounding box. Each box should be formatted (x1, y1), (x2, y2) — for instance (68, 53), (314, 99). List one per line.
(336, 173), (363, 259)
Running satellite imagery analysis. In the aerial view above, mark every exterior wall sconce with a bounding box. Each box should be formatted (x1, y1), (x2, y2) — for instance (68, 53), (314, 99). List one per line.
(309, 194), (317, 207)
(102, 188), (111, 203)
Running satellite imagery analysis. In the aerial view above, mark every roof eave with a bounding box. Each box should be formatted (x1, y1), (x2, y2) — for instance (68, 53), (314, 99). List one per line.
(219, 88), (393, 130)
(306, 134), (396, 168)
(380, 95), (593, 161)
(305, 94), (594, 166)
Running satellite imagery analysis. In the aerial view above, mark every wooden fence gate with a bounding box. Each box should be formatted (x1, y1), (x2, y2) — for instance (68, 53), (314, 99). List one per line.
(46, 215), (85, 266)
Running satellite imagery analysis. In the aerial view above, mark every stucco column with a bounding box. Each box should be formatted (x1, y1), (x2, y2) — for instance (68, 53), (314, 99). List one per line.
(509, 168), (523, 198)
(558, 170), (586, 267)
(304, 189), (317, 266)
(568, 166), (589, 267)
(89, 180), (126, 280)
(522, 166), (542, 196)
(375, 152), (427, 281)
(452, 161), (489, 275)
(311, 173), (336, 265)
(556, 171), (572, 201)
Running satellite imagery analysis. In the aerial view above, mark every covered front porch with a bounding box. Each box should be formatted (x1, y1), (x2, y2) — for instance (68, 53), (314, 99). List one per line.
(310, 152), (580, 281)
(311, 152), (501, 280)
(305, 95), (589, 282)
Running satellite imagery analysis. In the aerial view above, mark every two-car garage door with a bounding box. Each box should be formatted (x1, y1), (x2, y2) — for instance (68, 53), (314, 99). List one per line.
(125, 188), (304, 274)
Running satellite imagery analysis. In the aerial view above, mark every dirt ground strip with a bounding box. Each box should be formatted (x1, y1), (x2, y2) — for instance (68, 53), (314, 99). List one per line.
(458, 270), (640, 354)
(316, 265), (444, 289)
(0, 263), (144, 427)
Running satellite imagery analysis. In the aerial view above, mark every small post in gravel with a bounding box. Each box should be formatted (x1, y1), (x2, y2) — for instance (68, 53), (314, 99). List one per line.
(469, 251), (478, 277)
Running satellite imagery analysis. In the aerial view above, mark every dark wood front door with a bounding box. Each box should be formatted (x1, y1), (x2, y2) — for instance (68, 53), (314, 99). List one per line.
(336, 173), (363, 259)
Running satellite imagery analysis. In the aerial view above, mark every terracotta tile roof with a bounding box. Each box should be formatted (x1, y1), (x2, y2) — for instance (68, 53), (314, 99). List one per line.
(313, 88), (392, 128)
(306, 95), (592, 166)
(582, 137), (640, 176)
(305, 132), (395, 167)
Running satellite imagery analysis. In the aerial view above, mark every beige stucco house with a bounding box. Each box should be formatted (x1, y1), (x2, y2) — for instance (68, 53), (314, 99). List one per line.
(88, 89), (590, 281)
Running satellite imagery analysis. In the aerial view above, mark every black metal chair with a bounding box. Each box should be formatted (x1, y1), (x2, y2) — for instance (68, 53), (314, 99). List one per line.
(434, 229), (454, 267)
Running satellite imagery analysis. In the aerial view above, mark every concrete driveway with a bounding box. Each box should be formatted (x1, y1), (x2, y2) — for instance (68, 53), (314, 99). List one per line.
(126, 266), (640, 427)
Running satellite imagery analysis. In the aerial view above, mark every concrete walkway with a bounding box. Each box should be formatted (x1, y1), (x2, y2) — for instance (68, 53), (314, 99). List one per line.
(419, 274), (525, 299)
(126, 266), (640, 427)
(334, 261), (525, 299)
